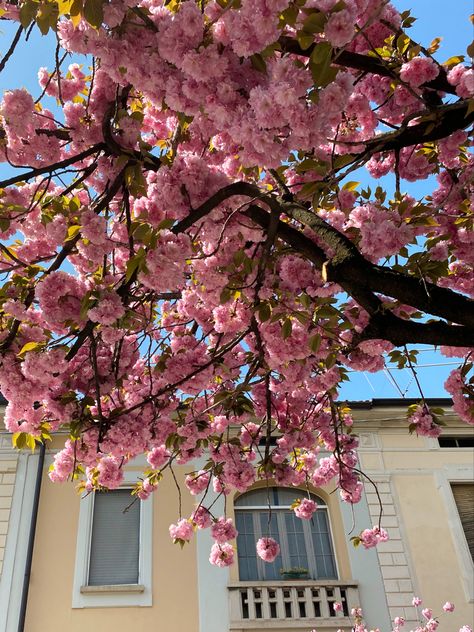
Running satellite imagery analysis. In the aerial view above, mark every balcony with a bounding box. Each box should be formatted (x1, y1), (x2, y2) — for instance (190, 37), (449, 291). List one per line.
(228, 580), (359, 629)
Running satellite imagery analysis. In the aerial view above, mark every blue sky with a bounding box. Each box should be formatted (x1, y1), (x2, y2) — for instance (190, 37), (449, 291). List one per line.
(0, 1), (471, 401)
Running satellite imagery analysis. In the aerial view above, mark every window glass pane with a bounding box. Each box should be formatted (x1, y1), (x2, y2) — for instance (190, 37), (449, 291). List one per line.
(88, 489), (140, 586)
(235, 511), (259, 581)
(283, 512), (309, 573)
(439, 437), (474, 448)
(310, 510), (337, 579)
(276, 489), (324, 507)
(235, 488), (273, 507)
(235, 487), (325, 508)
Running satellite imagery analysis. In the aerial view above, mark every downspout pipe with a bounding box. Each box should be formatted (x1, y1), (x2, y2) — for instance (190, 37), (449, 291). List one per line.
(17, 440), (46, 632)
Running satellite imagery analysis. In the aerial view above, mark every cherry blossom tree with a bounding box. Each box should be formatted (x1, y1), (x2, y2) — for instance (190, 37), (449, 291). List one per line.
(0, 0), (473, 588)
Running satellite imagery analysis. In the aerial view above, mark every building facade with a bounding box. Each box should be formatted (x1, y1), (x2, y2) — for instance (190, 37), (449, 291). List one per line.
(0, 399), (473, 632)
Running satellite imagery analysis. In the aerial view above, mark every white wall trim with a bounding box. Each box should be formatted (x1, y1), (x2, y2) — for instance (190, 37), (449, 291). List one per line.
(338, 488), (392, 631)
(193, 456), (230, 632)
(434, 466), (474, 602)
(71, 470), (153, 608)
(0, 452), (39, 632)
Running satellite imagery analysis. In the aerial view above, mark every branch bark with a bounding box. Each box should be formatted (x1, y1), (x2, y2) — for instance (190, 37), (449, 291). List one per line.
(245, 204), (474, 347)
(0, 143), (106, 189)
(172, 182), (474, 346)
(278, 35), (456, 95)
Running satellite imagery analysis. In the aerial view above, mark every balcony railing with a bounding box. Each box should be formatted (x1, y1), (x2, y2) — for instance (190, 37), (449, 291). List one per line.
(228, 580), (359, 629)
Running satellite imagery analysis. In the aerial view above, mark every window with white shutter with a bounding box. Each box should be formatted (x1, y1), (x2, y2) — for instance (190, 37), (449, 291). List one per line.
(88, 489), (140, 586)
(72, 472), (153, 608)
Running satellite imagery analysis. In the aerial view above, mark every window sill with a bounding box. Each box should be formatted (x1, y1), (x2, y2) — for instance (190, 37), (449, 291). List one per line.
(81, 584), (145, 594)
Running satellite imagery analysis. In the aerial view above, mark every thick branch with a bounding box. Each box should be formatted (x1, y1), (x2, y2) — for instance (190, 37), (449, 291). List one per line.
(176, 183), (474, 334)
(172, 182), (262, 234)
(278, 35), (456, 95)
(244, 203), (383, 317)
(246, 204), (474, 347)
(359, 312), (474, 348)
(363, 101), (474, 154)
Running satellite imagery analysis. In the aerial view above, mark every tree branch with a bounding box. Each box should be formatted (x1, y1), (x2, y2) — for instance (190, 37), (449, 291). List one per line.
(171, 181), (474, 345)
(0, 143), (106, 189)
(0, 24), (23, 75)
(278, 35), (456, 95)
(363, 100), (474, 154)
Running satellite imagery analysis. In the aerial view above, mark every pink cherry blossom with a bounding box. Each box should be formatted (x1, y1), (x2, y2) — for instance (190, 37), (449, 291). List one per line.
(359, 526), (389, 549)
(169, 519), (194, 543)
(210, 517), (238, 543)
(256, 537), (280, 563)
(399, 56), (439, 87)
(294, 498), (318, 520)
(209, 542), (235, 567)
(191, 506), (212, 529)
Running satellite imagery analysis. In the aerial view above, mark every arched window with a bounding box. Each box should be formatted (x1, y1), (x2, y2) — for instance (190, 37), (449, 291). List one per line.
(235, 488), (337, 581)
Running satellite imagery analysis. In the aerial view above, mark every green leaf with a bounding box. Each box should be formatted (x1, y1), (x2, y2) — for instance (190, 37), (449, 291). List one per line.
(342, 181), (360, 191)
(311, 41), (332, 65)
(297, 32), (315, 51)
(280, 4), (299, 26)
(80, 290), (93, 320)
(219, 287), (231, 304)
(444, 55), (465, 67)
(36, 1), (59, 34)
(18, 341), (44, 358)
(257, 302), (272, 323)
(396, 34), (410, 55)
(66, 224), (81, 240)
(0, 218), (10, 232)
(125, 248), (146, 283)
(19, 1), (39, 28)
(12, 432), (37, 452)
(282, 318), (293, 340)
(158, 218), (175, 230)
(233, 249), (246, 267)
(132, 223), (151, 242)
(301, 11), (326, 34)
(250, 53), (267, 73)
(309, 334), (321, 353)
(83, 0), (104, 27)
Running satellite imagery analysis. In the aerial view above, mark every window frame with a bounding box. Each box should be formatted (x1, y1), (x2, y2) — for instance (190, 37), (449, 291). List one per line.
(434, 467), (474, 603)
(234, 489), (339, 582)
(72, 471), (153, 608)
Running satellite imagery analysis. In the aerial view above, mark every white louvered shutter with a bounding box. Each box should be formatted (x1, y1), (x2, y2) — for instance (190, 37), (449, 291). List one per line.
(88, 489), (140, 585)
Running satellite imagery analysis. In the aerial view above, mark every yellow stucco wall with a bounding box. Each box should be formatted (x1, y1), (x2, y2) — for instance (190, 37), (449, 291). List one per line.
(23, 458), (200, 632)
(356, 410), (474, 630)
